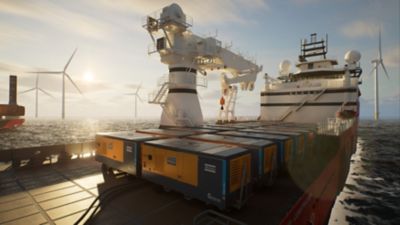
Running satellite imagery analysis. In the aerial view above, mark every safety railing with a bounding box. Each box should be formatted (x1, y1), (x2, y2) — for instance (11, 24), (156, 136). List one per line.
(318, 117), (354, 136)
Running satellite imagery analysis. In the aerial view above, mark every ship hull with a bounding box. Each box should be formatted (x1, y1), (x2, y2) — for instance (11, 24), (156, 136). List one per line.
(280, 119), (357, 225)
(0, 118), (25, 130)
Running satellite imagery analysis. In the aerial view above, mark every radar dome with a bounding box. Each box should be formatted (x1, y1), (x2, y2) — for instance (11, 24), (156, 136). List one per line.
(161, 3), (186, 24)
(344, 50), (361, 64)
(279, 60), (291, 75)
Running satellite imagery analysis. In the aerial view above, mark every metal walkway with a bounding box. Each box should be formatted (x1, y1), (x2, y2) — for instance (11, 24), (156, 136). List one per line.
(0, 158), (302, 225)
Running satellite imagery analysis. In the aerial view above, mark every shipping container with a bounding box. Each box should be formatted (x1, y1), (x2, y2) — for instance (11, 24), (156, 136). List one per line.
(244, 128), (305, 159)
(186, 134), (278, 186)
(141, 138), (252, 210)
(164, 127), (219, 134)
(95, 131), (164, 180)
(136, 128), (198, 137)
(217, 131), (293, 169)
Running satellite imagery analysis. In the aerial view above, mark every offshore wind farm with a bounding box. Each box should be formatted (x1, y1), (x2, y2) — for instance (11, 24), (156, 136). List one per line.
(0, 1), (399, 225)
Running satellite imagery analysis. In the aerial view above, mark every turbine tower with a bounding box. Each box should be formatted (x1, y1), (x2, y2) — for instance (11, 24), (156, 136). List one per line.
(20, 73), (54, 118)
(30, 48), (83, 119)
(370, 29), (390, 121)
(126, 83), (143, 122)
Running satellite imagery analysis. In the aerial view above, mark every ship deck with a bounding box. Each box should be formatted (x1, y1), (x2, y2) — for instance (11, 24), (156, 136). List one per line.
(0, 157), (302, 225)
(0, 120), (354, 225)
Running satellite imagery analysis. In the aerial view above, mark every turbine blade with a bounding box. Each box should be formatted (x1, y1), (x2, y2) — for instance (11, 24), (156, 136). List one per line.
(137, 94), (144, 102)
(368, 66), (377, 77)
(63, 48), (78, 72)
(19, 88), (36, 94)
(381, 62), (390, 79)
(135, 82), (142, 94)
(65, 73), (83, 95)
(39, 88), (55, 98)
(378, 28), (382, 59)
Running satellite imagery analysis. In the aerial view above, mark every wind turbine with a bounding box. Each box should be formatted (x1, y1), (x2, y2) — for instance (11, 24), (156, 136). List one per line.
(125, 83), (143, 122)
(29, 48), (83, 119)
(20, 73), (54, 118)
(370, 29), (390, 121)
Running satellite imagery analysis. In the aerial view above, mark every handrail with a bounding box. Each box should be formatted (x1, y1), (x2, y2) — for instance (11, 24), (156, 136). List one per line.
(148, 82), (169, 104)
(280, 88), (326, 121)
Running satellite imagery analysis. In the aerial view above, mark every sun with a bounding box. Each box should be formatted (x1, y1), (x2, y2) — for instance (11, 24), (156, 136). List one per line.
(83, 70), (94, 82)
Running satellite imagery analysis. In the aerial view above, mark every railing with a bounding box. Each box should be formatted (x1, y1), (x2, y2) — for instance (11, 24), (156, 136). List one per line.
(197, 75), (207, 88)
(318, 118), (354, 136)
(0, 142), (96, 170)
(142, 9), (194, 29)
(148, 82), (169, 104)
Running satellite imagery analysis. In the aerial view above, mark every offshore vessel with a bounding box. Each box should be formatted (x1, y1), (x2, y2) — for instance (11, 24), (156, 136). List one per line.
(0, 4), (362, 225)
(0, 75), (25, 129)
(93, 3), (362, 225)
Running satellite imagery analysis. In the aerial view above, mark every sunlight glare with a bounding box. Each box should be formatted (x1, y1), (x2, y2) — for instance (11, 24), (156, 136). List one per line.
(83, 70), (94, 82)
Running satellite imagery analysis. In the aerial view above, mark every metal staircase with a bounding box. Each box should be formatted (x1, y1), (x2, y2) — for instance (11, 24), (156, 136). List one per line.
(148, 75), (207, 105)
(279, 89), (326, 121)
(224, 86), (238, 121)
(148, 82), (169, 104)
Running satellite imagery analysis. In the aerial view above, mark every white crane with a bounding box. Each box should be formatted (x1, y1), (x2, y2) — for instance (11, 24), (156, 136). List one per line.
(144, 3), (262, 127)
(19, 73), (54, 118)
(370, 29), (390, 121)
(125, 83), (143, 123)
(29, 48), (83, 119)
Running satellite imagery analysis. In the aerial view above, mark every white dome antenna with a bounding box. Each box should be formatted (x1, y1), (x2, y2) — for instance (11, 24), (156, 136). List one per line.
(279, 60), (291, 76)
(344, 50), (361, 64)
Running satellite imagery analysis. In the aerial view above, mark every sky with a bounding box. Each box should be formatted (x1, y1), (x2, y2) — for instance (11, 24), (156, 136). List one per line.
(0, 0), (399, 120)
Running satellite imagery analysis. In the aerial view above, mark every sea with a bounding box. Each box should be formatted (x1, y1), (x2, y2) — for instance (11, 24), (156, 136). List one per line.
(0, 119), (399, 225)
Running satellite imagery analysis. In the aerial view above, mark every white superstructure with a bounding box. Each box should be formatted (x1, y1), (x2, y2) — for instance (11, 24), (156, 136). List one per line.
(144, 4), (261, 127)
(260, 34), (362, 123)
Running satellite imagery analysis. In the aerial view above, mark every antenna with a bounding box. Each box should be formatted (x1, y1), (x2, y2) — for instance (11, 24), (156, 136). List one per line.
(28, 48), (83, 119)
(370, 28), (390, 121)
(19, 73), (54, 118)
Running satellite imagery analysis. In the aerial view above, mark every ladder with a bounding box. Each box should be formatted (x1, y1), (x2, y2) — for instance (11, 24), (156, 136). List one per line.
(220, 86), (238, 122)
(279, 89), (326, 121)
(148, 82), (168, 104)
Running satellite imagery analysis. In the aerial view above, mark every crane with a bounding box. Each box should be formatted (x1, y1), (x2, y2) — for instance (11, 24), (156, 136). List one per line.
(144, 3), (262, 127)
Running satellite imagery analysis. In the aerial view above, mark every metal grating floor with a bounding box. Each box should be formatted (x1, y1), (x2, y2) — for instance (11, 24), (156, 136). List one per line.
(0, 158), (302, 225)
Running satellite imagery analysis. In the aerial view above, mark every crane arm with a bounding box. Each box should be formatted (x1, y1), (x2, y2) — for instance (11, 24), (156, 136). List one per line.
(192, 36), (262, 91)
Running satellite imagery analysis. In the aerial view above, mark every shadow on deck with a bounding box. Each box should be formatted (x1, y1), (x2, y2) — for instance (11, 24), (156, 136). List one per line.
(0, 157), (302, 225)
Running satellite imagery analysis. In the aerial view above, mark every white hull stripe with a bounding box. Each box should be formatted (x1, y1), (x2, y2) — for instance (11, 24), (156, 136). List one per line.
(260, 88), (358, 96)
(260, 102), (357, 107)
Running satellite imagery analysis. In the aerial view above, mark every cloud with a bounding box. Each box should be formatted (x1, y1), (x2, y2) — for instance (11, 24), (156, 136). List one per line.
(0, 0), (111, 41)
(384, 46), (399, 68)
(0, 23), (44, 45)
(0, 61), (39, 73)
(340, 20), (380, 39)
(90, 0), (268, 25)
(291, 0), (321, 5)
(125, 83), (144, 90)
(16, 74), (114, 94)
(382, 91), (400, 103)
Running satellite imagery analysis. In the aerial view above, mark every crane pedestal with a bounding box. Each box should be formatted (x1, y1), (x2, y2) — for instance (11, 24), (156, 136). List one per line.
(160, 67), (203, 127)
